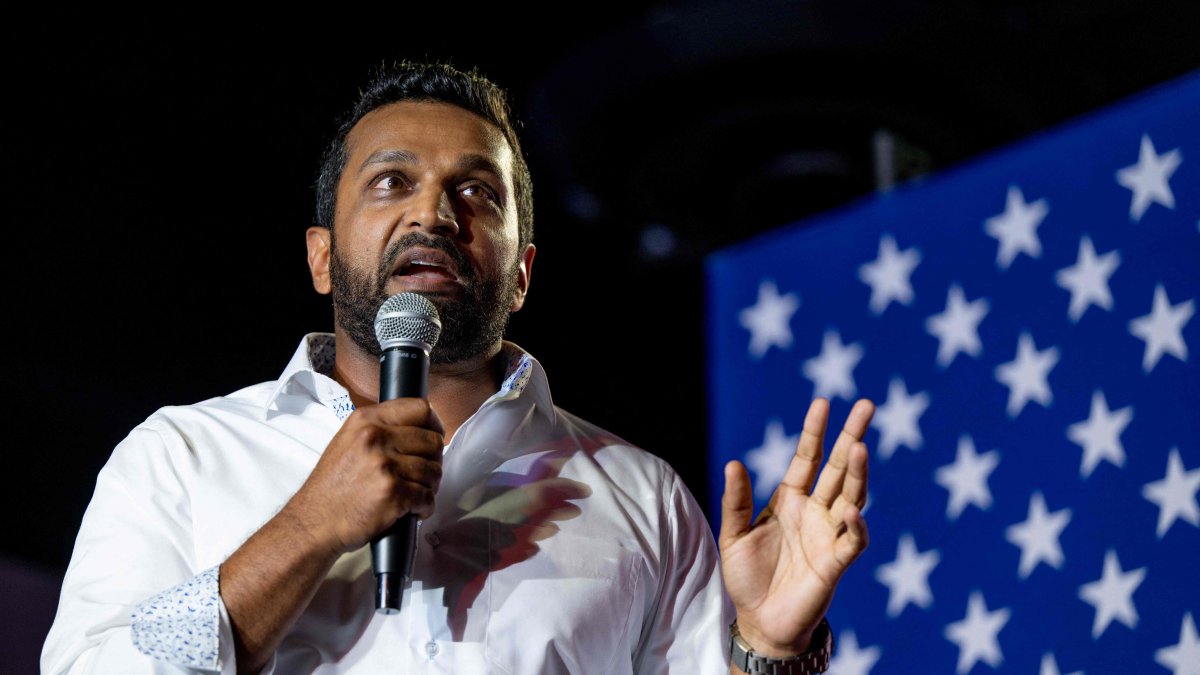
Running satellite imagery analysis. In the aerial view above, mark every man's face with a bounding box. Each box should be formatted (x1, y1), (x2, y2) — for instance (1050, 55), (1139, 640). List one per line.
(310, 101), (534, 364)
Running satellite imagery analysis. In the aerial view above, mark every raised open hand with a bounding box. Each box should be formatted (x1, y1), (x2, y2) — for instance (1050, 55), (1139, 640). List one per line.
(719, 397), (874, 658)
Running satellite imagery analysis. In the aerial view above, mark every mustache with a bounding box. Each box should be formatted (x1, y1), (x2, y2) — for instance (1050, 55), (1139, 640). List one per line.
(377, 233), (476, 284)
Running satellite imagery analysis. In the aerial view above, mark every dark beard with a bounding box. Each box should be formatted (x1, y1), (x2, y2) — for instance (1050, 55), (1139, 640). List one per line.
(328, 231), (519, 365)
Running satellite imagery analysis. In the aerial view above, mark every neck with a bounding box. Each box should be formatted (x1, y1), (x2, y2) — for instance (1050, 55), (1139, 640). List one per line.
(330, 327), (505, 442)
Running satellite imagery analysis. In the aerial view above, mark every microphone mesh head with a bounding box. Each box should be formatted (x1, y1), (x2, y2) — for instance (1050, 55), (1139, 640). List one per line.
(374, 292), (442, 350)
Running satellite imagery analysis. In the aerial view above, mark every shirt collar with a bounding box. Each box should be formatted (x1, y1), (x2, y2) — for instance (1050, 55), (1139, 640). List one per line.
(266, 333), (354, 420)
(265, 333), (554, 422)
(485, 341), (555, 421)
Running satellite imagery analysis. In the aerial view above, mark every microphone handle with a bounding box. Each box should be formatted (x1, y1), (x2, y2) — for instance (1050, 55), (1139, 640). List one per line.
(379, 344), (429, 400)
(372, 344), (429, 614)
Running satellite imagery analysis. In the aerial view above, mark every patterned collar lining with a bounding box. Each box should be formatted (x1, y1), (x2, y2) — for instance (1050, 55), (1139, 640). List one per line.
(307, 333), (337, 377)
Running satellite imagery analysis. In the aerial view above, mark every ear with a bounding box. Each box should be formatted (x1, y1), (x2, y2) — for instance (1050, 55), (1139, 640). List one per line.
(306, 226), (332, 295)
(510, 243), (537, 312)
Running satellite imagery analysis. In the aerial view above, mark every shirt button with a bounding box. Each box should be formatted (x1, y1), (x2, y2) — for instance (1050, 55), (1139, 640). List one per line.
(425, 640), (440, 659)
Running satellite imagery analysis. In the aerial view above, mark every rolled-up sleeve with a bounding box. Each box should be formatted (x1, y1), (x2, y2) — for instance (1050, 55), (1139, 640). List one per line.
(40, 423), (238, 674)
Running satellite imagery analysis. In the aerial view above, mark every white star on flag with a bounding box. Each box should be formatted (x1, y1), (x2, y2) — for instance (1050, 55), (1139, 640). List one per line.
(1055, 235), (1121, 322)
(1039, 653), (1083, 675)
(994, 331), (1060, 417)
(1142, 447), (1200, 538)
(870, 376), (930, 461)
(826, 630), (882, 675)
(944, 590), (1010, 674)
(801, 329), (864, 401)
(743, 419), (800, 500)
(1155, 613), (1200, 675)
(1066, 390), (1134, 479)
(1078, 549), (1147, 639)
(926, 283), (990, 369)
(874, 532), (940, 617)
(1128, 283), (1194, 373)
(984, 184), (1049, 270)
(858, 233), (921, 315)
(1005, 491), (1072, 579)
(739, 279), (801, 359)
(1115, 133), (1183, 222)
(935, 435), (1000, 520)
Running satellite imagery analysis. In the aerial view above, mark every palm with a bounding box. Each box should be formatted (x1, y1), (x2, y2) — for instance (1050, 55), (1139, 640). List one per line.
(719, 398), (874, 654)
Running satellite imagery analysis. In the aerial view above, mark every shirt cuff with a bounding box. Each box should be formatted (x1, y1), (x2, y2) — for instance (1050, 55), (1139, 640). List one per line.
(130, 566), (223, 671)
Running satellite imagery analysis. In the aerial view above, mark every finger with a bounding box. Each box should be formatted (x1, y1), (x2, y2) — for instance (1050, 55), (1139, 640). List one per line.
(828, 397), (875, 461)
(370, 397), (444, 433)
(755, 398), (830, 525)
(427, 405), (446, 436)
(781, 397), (831, 495)
(718, 461), (754, 551)
(399, 482), (437, 519)
(390, 455), (443, 491)
(828, 441), (869, 524)
(833, 502), (869, 568)
(812, 398), (874, 507)
(841, 441), (869, 510)
(382, 427), (445, 460)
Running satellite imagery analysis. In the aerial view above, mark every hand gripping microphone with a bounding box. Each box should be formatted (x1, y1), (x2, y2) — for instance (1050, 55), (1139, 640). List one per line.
(371, 291), (442, 614)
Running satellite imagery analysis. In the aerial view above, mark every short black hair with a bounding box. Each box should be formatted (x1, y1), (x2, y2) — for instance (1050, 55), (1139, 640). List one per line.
(314, 60), (534, 250)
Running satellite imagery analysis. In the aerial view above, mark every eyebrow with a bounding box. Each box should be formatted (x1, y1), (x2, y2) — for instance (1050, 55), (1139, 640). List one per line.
(360, 149), (419, 171)
(453, 154), (506, 180)
(359, 150), (506, 181)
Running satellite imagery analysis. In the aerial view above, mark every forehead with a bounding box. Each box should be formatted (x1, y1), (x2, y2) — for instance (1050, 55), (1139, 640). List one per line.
(344, 100), (514, 180)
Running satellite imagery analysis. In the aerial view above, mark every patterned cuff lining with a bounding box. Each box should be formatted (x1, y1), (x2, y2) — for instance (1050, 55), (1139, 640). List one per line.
(131, 565), (221, 670)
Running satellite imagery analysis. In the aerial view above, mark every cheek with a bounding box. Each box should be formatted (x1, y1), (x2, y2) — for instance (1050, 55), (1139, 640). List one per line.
(335, 190), (395, 246)
(468, 227), (517, 271)
(334, 225), (394, 271)
(332, 236), (388, 284)
(492, 239), (523, 279)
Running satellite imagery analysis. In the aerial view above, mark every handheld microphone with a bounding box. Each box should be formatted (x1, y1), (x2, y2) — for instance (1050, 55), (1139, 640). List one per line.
(371, 291), (442, 614)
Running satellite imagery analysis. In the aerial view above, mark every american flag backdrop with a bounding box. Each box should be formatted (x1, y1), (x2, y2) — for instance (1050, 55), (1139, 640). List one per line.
(705, 70), (1199, 674)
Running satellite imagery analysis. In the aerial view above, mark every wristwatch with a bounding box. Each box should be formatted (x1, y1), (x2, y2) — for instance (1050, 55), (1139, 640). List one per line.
(728, 618), (834, 674)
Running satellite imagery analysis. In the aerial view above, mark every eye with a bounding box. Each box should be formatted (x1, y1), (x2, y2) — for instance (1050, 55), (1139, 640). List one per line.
(371, 173), (410, 191)
(460, 182), (499, 203)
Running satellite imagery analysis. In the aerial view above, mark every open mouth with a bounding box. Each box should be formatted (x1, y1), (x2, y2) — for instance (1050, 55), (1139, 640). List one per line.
(387, 246), (467, 294)
(396, 260), (458, 280)
(392, 247), (461, 281)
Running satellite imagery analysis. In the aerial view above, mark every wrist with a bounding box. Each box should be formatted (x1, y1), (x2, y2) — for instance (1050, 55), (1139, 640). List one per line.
(729, 617), (833, 675)
(277, 496), (345, 558)
(733, 616), (815, 657)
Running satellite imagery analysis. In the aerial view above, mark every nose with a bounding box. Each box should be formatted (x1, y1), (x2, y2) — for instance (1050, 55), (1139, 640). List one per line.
(407, 185), (460, 238)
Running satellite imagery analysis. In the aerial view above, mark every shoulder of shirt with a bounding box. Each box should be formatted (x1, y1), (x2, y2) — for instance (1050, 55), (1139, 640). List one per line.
(545, 405), (714, 547)
(547, 403), (683, 482)
(127, 379), (284, 435)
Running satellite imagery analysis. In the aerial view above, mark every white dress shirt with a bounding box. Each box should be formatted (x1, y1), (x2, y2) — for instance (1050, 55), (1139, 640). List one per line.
(42, 334), (734, 674)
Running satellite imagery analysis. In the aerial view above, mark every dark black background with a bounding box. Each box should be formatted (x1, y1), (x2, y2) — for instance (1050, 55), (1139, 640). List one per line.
(5, 0), (1198, 583)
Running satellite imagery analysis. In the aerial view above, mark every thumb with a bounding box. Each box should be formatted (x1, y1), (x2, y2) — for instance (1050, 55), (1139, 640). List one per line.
(719, 460), (754, 551)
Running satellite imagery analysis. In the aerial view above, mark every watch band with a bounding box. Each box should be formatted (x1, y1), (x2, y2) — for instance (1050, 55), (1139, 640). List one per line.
(728, 617), (834, 675)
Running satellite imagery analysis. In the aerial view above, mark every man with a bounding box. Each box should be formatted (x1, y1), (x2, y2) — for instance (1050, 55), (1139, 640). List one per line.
(42, 60), (874, 674)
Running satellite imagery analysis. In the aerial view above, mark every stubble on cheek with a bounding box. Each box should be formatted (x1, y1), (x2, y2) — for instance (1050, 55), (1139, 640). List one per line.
(328, 239), (390, 357)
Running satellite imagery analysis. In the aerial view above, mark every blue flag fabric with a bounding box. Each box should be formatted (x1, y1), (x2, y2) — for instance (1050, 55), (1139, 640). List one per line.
(706, 70), (1199, 674)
